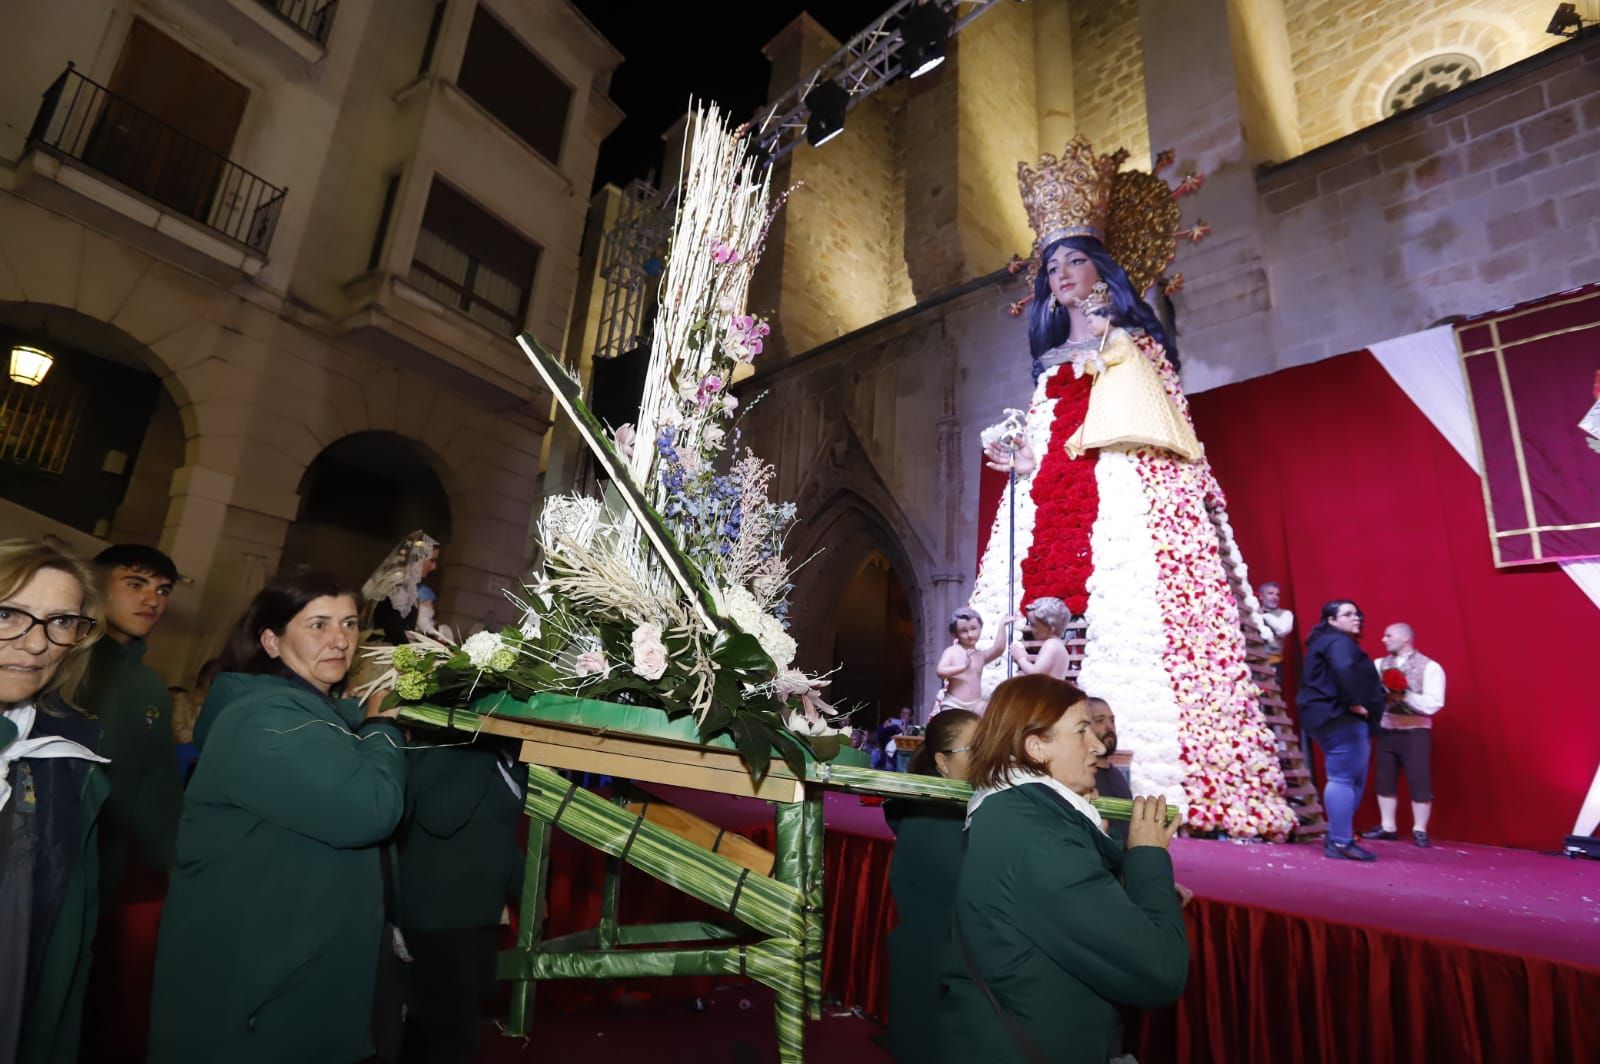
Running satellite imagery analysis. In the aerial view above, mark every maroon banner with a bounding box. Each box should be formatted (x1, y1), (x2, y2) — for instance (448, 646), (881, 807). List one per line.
(1457, 283), (1600, 566)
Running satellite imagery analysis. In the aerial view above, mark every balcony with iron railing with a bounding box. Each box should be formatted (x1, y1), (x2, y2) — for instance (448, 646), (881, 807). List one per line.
(254, 0), (338, 45)
(26, 65), (286, 258)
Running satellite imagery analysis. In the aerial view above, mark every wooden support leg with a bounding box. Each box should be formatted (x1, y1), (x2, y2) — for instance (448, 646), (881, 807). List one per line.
(505, 819), (551, 1036)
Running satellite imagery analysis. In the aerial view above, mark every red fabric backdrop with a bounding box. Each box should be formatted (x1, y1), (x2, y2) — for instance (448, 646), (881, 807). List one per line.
(978, 350), (1598, 850)
(1187, 351), (1598, 851)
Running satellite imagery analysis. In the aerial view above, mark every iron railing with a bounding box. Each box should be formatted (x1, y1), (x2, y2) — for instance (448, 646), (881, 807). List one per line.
(27, 65), (286, 256)
(409, 228), (529, 337)
(255, 0), (338, 46)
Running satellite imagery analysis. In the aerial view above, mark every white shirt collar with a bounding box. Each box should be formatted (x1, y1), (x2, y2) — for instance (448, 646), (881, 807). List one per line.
(967, 767), (1107, 836)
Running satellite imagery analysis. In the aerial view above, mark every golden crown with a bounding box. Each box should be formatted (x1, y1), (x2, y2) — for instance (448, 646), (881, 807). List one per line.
(1016, 135), (1206, 299)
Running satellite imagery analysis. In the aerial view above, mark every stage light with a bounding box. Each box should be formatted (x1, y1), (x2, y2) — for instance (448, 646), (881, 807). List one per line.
(8, 345), (53, 386)
(804, 80), (849, 148)
(900, 2), (952, 79)
(1547, 3), (1585, 36)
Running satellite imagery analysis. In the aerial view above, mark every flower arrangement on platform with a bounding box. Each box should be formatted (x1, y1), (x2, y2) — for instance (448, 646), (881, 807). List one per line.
(364, 105), (842, 780)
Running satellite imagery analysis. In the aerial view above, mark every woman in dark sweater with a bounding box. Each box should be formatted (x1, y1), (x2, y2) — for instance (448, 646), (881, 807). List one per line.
(1297, 599), (1387, 861)
(883, 708), (979, 1063)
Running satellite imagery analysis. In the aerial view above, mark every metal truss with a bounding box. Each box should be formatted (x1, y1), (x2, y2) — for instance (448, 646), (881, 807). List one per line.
(592, 178), (675, 362)
(755, 0), (1009, 163)
(590, 0), (1008, 364)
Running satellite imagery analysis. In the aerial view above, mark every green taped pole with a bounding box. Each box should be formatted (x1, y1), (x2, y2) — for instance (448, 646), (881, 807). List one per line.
(522, 763), (802, 940)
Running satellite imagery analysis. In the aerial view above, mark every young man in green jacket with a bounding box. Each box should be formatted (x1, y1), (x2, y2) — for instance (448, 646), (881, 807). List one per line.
(82, 544), (183, 895)
(78, 544), (183, 1061)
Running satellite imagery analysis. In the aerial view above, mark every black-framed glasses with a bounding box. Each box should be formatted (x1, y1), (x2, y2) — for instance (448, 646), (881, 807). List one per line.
(0, 606), (97, 647)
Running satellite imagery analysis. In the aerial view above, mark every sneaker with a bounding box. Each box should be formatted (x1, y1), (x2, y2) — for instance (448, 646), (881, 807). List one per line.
(1360, 826), (1398, 840)
(1324, 840), (1378, 862)
(1413, 830), (1432, 849)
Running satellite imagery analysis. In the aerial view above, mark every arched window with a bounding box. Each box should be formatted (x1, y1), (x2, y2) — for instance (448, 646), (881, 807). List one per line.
(1382, 53), (1481, 117)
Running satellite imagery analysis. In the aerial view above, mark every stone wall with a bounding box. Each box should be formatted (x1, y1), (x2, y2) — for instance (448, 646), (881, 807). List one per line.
(1071, 0), (1150, 167)
(1284, 0), (1555, 152)
(1241, 35), (1600, 376)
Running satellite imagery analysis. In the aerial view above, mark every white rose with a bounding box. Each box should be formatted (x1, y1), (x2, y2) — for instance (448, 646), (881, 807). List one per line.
(574, 649), (608, 677)
(631, 622), (669, 681)
(462, 630), (503, 668)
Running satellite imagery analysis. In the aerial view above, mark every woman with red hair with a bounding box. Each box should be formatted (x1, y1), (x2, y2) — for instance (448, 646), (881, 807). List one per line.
(936, 674), (1188, 1063)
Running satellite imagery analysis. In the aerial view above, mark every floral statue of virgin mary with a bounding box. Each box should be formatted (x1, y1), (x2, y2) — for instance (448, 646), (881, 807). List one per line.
(970, 136), (1296, 839)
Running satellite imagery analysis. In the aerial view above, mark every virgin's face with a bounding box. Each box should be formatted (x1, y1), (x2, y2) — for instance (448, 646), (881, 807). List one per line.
(1046, 245), (1100, 308)
(260, 594), (361, 694)
(0, 568), (85, 705)
(1025, 699), (1104, 795)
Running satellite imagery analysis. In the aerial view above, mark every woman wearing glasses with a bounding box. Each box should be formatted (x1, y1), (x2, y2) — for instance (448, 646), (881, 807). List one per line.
(0, 539), (106, 1064)
(884, 707), (979, 1063)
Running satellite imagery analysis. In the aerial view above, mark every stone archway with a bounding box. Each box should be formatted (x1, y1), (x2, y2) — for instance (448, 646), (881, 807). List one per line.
(830, 549), (916, 730)
(279, 430), (455, 597)
(787, 486), (934, 720)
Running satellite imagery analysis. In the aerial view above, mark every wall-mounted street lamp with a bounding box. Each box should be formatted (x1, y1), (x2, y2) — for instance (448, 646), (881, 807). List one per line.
(8, 345), (54, 387)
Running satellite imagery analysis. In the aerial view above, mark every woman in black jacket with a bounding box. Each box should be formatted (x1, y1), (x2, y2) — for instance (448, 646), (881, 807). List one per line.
(1297, 599), (1387, 861)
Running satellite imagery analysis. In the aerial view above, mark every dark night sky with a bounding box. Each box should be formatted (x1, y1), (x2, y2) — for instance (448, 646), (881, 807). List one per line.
(573, 1), (883, 191)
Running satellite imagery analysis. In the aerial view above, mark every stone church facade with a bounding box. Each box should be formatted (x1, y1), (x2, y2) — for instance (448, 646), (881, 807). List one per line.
(733, 0), (1600, 714)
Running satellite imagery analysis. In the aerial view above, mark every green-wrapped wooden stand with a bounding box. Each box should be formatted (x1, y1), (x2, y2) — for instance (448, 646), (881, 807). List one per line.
(401, 692), (974, 1062)
(404, 693), (1150, 1061)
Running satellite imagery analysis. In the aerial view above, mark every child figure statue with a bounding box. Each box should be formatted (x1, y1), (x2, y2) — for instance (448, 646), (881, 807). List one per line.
(1066, 291), (1202, 461)
(934, 607), (1014, 713)
(1008, 596), (1073, 680)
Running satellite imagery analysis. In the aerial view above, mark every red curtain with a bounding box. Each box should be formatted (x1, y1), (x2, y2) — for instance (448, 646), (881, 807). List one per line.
(1187, 351), (1599, 851)
(1132, 899), (1600, 1064)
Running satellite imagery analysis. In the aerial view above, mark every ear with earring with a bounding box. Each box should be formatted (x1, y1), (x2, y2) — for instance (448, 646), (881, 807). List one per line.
(1091, 281), (1109, 299)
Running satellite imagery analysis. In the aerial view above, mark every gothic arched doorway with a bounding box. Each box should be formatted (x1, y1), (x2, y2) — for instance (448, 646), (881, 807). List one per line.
(280, 431), (453, 589)
(830, 550), (915, 730)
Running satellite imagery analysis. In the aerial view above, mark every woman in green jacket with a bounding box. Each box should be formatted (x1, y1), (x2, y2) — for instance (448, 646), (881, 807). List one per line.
(937, 675), (1188, 1064)
(884, 707), (979, 1063)
(148, 569), (406, 1064)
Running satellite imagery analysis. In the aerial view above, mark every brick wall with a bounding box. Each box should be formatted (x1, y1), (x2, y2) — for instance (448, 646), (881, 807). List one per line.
(1071, 0), (1150, 167)
(1246, 36), (1600, 373)
(1285, 0), (1555, 152)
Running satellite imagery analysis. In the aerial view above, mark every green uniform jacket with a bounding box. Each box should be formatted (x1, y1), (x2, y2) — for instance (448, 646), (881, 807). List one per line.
(398, 743), (524, 931)
(885, 799), (966, 1064)
(80, 637), (181, 896)
(147, 673), (406, 1064)
(936, 784), (1188, 1064)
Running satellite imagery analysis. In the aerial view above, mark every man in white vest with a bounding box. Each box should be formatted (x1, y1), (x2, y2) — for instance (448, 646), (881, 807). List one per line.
(1363, 622), (1446, 847)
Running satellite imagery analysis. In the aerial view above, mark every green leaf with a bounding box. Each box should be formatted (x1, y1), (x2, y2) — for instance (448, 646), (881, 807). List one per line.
(699, 702), (733, 739)
(728, 716), (772, 783)
(710, 630), (776, 675)
(807, 734), (843, 763)
(772, 725), (810, 779)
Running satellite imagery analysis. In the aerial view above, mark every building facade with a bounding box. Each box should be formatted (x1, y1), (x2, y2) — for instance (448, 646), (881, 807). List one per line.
(722, 0), (1599, 715)
(0, 0), (621, 681)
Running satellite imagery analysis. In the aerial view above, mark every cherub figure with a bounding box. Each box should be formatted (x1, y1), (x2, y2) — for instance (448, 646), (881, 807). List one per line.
(935, 607), (1014, 713)
(1066, 293), (1202, 461)
(1008, 596), (1073, 680)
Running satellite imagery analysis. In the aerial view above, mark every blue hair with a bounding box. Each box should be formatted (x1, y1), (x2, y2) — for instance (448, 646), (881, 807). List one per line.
(1025, 236), (1175, 379)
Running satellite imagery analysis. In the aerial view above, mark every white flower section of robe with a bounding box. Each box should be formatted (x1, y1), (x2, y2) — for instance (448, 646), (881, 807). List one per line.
(972, 369), (1060, 697)
(1210, 503), (1272, 644)
(1076, 449), (1187, 808)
